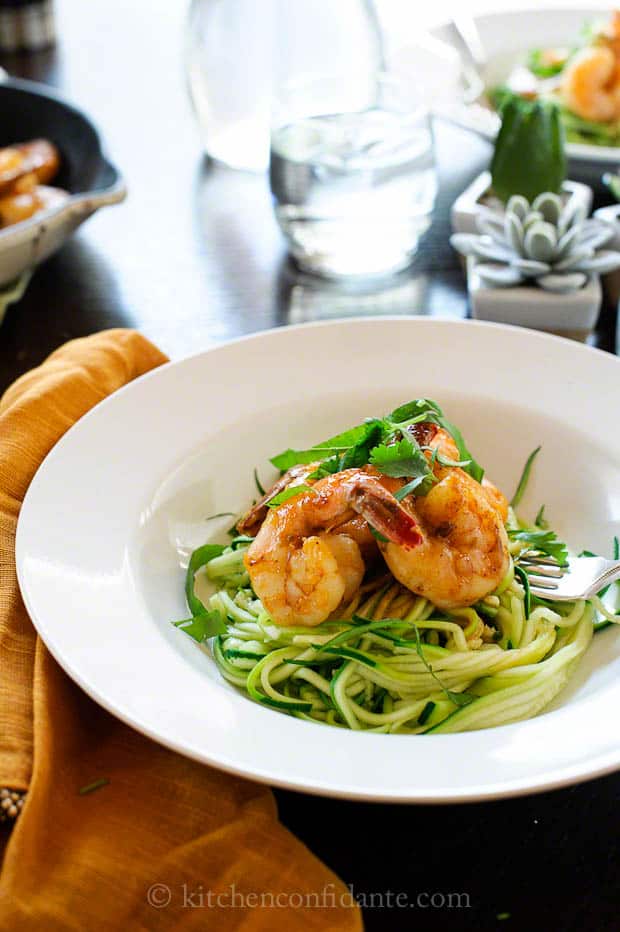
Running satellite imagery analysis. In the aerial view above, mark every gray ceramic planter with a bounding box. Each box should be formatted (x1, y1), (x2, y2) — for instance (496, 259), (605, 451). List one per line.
(467, 256), (602, 340)
(593, 204), (620, 305)
(451, 171), (593, 236)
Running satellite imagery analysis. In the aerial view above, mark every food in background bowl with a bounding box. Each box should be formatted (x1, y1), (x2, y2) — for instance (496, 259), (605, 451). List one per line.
(0, 139), (68, 228)
(490, 10), (620, 148)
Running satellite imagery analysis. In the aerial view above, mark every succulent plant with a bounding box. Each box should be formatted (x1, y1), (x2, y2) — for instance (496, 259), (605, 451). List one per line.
(451, 192), (620, 293)
(490, 96), (566, 204)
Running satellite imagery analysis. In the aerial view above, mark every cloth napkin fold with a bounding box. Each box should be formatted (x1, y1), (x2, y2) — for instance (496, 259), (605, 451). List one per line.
(0, 330), (361, 932)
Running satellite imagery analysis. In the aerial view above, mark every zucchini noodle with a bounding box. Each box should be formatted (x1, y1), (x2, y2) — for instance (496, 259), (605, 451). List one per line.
(190, 542), (595, 734)
(175, 413), (612, 734)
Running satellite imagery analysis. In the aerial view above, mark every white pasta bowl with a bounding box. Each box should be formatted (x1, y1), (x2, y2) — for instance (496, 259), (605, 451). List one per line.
(15, 318), (620, 802)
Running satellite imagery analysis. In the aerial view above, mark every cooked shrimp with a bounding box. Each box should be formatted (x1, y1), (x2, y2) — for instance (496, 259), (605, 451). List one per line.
(601, 10), (620, 58)
(561, 44), (620, 122)
(245, 468), (421, 627)
(236, 462), (320, 536)
(405, 422), (509, 523)
(0, 185), (68, 227)
(377, 426), (510, 609)
(0, 139), (61, 195)
(482, 477), (509, 523)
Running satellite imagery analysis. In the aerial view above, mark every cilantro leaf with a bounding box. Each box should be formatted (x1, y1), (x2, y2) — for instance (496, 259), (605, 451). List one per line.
(270, 420), (382, 471)
(509, 528), (568, 565)
(269, 399), (484, 488)
(173, 609), (227, 642)
(309, 421), (383, 478)
(339, 422), (382, 469)
(267, 484), (313, 508)
(387, 399), (484, 483)
(370, 436), (429, 478)
(306, 457), (341, 480)
(370, 436), (435, 497)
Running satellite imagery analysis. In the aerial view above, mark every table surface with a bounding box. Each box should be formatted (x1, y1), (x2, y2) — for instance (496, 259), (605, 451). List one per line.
(1, 2), (619, 930)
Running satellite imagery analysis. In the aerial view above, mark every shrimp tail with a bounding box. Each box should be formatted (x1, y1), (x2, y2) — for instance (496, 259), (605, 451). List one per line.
(345, 476), (423, 549)
(237, 462), (319, 535)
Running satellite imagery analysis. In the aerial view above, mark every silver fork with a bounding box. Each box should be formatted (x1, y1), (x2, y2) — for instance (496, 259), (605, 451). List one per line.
(516, 551), (620, 602)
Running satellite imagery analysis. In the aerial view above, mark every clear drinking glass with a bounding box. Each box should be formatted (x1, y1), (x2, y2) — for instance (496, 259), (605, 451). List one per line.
(270, 71), (437, 279)
(185, 0), (383, 172)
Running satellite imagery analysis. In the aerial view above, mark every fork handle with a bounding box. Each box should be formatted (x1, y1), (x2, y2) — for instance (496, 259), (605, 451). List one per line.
(587, 559), (620, 599)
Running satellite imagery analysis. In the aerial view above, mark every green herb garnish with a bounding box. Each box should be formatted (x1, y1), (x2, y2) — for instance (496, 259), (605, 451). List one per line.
(185, 543), (225, 616)
(508, 528), (568, 565)
(514, 564), (531, 619)
(79, 778), (109, 796)
(173, 609), (227, 642)
(369, 526), (389, 543)
(386, 398), (484, 483)
(527, 47), (568, 78)
(510, 446), (541, 508)
(271, 420), (382, 471)
(269, 398), (484, 492)
(370, 436), (434, 489)
(394, 476), (432, 501)
(534, 504), (548, 529)
(410, 622), (474, 709)
(267, 484), (314, 508)
(253, 467), (266, 496)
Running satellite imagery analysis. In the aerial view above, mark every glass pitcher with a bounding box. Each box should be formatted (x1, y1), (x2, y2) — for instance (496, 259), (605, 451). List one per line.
(185, 0), (383, 172)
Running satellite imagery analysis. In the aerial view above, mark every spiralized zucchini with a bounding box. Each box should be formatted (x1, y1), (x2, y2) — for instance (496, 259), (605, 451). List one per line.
(190, 541), (594, 734)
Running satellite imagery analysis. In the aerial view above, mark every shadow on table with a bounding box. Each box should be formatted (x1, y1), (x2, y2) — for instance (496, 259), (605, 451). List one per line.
(274, 258), (432, 326)
(191, 158), (285, 337)
(0, 236), (134, 395)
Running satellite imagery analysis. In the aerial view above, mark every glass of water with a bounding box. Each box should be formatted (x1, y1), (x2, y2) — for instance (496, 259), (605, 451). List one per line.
(270, 71), (437, 279)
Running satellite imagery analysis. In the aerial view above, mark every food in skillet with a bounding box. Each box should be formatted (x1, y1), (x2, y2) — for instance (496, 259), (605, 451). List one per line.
(174, 399), (617, 734)
(0, 139), (68, 228)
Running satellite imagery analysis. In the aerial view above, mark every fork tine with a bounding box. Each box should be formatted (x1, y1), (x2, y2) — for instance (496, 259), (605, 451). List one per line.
(518, 554), (563, 568)
(527, 579), (560, 591)
(521, 565), (564, 579)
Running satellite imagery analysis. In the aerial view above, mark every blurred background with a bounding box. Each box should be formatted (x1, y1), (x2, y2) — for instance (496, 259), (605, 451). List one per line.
(0, 0), (613, 389)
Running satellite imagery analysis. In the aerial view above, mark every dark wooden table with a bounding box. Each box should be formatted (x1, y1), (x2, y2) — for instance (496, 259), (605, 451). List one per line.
(1, 2), (619, 930)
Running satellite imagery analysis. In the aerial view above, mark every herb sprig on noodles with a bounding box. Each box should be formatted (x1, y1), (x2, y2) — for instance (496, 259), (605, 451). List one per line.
(270, 399), (484, 501)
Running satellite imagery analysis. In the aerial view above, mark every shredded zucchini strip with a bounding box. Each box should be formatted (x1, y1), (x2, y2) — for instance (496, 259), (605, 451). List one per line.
(195, 542), (596, 734)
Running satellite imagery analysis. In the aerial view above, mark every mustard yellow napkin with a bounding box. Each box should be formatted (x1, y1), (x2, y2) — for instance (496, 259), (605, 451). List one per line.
(0, 330), (361, 931)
